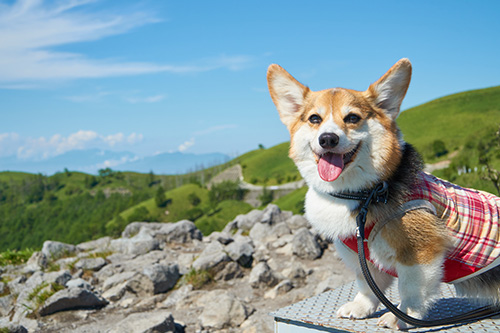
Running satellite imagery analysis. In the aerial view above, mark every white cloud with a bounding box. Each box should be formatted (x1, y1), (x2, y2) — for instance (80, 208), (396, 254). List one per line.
(0, 1), (254, 86)
(125, 94), (166, 104)
(0, 130), (144, 160)
(193, 124), (237, 136)
(127, 133), (143, 144)
(178, 138), (195, 152)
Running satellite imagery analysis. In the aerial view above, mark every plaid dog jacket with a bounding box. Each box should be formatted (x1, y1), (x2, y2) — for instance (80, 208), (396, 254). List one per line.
(341, 171), (500, 283)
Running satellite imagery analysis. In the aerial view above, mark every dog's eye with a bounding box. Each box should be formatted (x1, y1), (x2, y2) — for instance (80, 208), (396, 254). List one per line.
(344, 114), (361, 124)
(308, 114), (322, 124)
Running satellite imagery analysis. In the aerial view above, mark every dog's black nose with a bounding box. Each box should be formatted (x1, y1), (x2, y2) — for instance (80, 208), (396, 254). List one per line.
(319, 133), (339, 149)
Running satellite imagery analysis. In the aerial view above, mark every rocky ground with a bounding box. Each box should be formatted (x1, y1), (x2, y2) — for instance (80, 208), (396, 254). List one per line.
(0, 204), (355, 333)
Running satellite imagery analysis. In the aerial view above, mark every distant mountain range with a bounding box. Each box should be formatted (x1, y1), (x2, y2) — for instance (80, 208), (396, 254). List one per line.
(0, 149), (230, 175)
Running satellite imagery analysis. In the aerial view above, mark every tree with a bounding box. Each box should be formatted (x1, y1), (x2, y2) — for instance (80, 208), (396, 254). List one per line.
(209, 181), (247, 206)
(155, 186), (168, 207)
(188, 192), (201, 206)
(259, 187), (274, 206)
(479, 126), (500, 195)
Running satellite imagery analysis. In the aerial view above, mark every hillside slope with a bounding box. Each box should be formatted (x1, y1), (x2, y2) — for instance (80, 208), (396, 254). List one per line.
(397, 85), (500, 159)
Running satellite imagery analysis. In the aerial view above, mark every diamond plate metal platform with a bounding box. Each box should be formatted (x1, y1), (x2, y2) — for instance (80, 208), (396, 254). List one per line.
(271, 281), (500, 332)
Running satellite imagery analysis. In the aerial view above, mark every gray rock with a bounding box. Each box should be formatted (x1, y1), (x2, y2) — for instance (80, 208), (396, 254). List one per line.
(207, 231), (233, 245)
(162, 284), (193, 308)
(264, 279), (294, 299)
(260, 204), (282, 225)
(271, 222), (292, 238)
(249, 222), (274, 243)
(286, 214), (310, 230)
(102, 271), (138, 291)
(198, 290), (252, 330)
(74, 257), (107, 271)
(155, 220), (203, 244)
(192, 241), (230, 271)
(122, 222), (159, 238)
(234, 210), (263, 231)
(110, 228), (159, 256)
(213, 261), (244, 281)
(0, 292), (14, 318)
(292, 227), (323, 260)
(249, 262), (279, 289)
(143, 263), (180, 294)
(38, 287), (108, 316)
(24, 251), (48, 272)
(225, 239), (254, 268)
(108, 311), (177, 333)
(0, 324), (27, 333)
(41, 241), (77, 260)
(76, 236), (112, 252)
(65, 278), (92, 290)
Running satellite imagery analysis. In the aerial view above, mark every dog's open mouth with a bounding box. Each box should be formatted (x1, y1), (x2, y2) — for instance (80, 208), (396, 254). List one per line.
(317, 143), (361, 182)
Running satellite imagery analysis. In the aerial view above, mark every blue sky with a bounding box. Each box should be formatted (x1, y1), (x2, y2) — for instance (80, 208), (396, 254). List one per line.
(1, 0), (500, 163)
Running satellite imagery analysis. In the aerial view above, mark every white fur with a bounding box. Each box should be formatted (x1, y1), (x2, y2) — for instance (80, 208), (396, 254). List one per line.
(269, 74), (306, 127)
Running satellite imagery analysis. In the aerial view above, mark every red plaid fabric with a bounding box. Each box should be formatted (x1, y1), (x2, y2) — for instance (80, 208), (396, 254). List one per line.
(341, 172), (500, 283)
(410, 172), (500, 281)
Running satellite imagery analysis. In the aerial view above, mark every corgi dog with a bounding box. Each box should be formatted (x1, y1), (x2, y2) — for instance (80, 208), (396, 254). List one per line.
(267, 59), (500, 329)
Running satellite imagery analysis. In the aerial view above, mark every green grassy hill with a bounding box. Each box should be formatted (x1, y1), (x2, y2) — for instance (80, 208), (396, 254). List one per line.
(235, 142), (301, 186)
(397, 86), (500, 160)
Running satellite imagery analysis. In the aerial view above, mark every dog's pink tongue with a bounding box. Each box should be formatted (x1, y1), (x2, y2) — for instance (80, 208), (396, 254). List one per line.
(318, 153), (344, 182)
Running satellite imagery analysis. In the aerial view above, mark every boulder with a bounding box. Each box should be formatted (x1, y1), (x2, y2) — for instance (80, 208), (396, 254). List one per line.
(192, 241), (230, 271)
(38, 287), (108, 316)
(225, 237), (254, 268)
(207, 231), (233, 245)
(74, 257), (107, 271)
(110, 228), (159, 256)
(65, 278), (92, 290)
(155, 220), (203, 244)
(76, 236), (112, 252)
(108, 311), (177, 333)
(249, 222), (274, 244)
(41, 241), (77, 260)
(198, 290), (252, 330)
(143, 263), (180, 294)
(291, 227), (323, 260)
(286, 214), (310, 230)
(234, 209), (264, 231)
(249, 262), (280, 289)
(24, 251), (48, 272)
(264, 279), (294, 299)
(260, 204), (283, 225)
(213, 261), (244, 281)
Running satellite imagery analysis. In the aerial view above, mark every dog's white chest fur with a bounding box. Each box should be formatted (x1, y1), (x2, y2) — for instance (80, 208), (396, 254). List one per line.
(305, 188), (358, 240)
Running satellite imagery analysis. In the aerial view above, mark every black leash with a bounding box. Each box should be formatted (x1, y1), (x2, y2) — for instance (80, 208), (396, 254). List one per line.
(335, 182), (500, 327)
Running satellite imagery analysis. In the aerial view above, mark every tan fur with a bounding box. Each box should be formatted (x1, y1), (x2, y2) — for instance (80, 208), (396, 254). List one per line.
(381, 211), (452, 265)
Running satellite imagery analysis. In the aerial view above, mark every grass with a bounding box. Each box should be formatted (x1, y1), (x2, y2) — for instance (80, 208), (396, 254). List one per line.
(176, 268), (213, 289)
(0, 248), (35, 266)
(273, 187), (308, 215)
(113, 183), (210, 224)
(237, 142), (301, 185)
(26, 281), (64, 317)
(398, 86), (500, 161)
(195, 199), (253, 235)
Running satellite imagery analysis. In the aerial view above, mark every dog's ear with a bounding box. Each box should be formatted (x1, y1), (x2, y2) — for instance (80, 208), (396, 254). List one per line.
(267, 64), (310, 128)
(368, 58), (412, 120)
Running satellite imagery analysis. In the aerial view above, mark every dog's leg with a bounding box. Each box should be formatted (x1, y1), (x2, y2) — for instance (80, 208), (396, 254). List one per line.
(337, 267), (394, 319)
(377, 257), (444, 329)
(335, 241), (394, 319)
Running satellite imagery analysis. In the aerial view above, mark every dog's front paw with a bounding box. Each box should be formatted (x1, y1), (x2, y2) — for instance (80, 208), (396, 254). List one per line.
(337, 300), (376, 319)
(377, 312), (408, 330)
